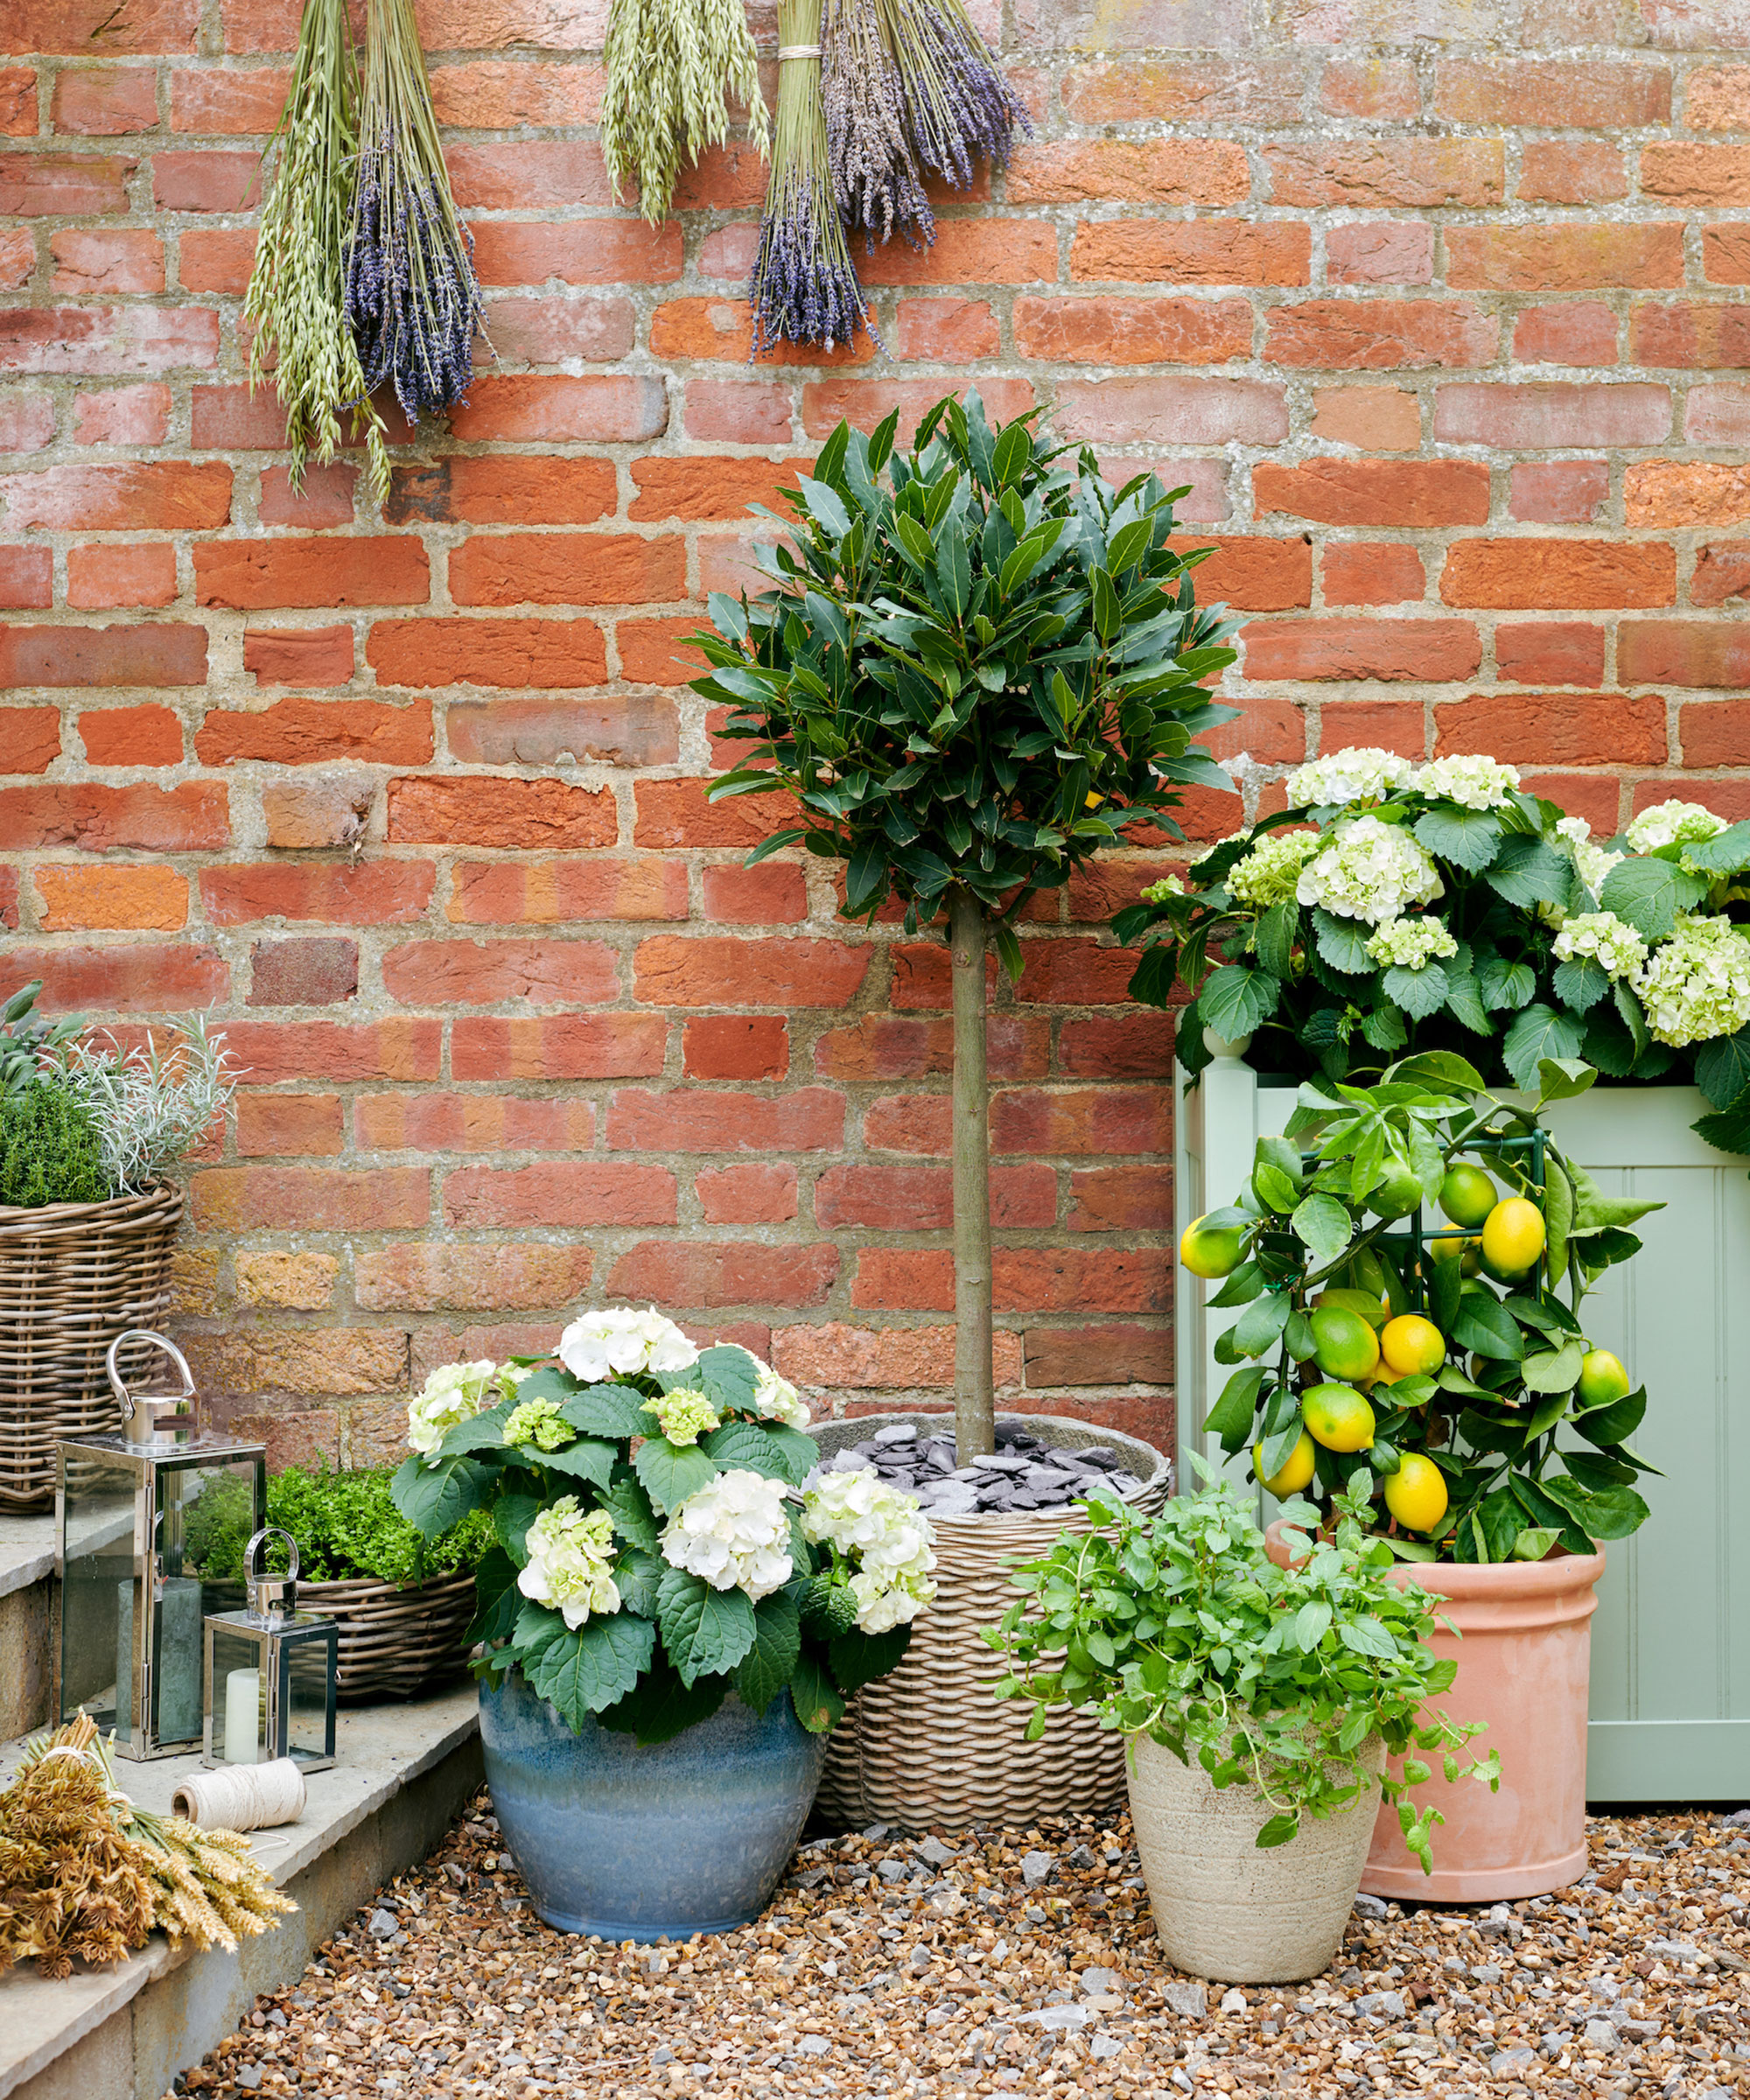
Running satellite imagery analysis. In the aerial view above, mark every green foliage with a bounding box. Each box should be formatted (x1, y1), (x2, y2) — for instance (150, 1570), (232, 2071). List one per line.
(1195, 1054), (1662, 1564)
(990, 1470), (1496, 1869)
(690, 391), (1239, 944)
(0, 1079), (107, 1208)
(0, 982), (80, 1102)
(185, 1466), (494, 1587)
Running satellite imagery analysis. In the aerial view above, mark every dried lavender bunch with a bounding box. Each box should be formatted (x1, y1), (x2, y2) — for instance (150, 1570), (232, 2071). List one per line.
(751, 0), (872, 355)
(880, 0), (1029, 193)
(244, 0), (388, 500)
(344, 0), (485, 430)
(822, 0), (930, 245)
(602, 0), (769, 226)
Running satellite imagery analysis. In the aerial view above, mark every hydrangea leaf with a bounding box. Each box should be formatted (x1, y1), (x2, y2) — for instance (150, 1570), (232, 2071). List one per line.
(528, 1612), (657, 1727)
(634, 1436), (721, 1515)
(655, 1566), (758, 1687)
(734, 1590), (802, 1714)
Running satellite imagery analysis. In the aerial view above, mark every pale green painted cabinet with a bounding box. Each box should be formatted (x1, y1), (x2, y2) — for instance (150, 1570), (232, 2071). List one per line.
(1173, 1054), (1750, 1802)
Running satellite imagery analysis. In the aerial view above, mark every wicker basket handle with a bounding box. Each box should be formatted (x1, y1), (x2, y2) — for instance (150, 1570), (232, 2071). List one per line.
(107, 1329), (196, 1419)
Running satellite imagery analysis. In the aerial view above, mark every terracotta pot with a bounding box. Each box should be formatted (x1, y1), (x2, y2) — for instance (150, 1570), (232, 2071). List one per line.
(1128, 1731), (1384, 1984)
(1265, 1521), (1606, 1902)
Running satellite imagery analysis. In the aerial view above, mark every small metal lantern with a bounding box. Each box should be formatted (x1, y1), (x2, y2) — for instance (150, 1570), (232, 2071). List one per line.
(53, 1331), (267, 1761)
(202, 1526), (338, 1773)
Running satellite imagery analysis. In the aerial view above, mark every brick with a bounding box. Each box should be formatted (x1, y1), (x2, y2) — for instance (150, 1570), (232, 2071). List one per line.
(856, 220), (1055, 289)
(700, 862), (807, 925)
(608, 1240), (839, 1310)
(444, 1164), (676, 1229)
(386, 776), (615, 850)
(218, 1018), (441, 1084)
(802, 377), (1035, 442)
(1687, 385), (1750, 445)
(1068, 1166), (1170, 1233)
(191, 1164), (428, 1231)
(450, 1014), (668, 1081)
(0, 396), (53, 452)
(1071, 220), (1310, 286)
(34, 864), (187, 931)
(0, 68), (35, 136)
(1434, 694), (1665, 767)
(191, 1329), (406, 1400)
(1242, 619), (1481, 684)
(697, 1163), (798, 1226)
(1687, 67), (1750, 130)
(1320, 58), (1418, 119)
(151, 148), (256, 210)
(683, 1016), (788, 1081)
(79, 701), (182, 765)
(190, 383), (293, 448)
(1521, 773), (1620, 836)
(1054, 378), (1287, 446)
(1681, 701), (1750, 769)
(1436, 59), (1670, 127)
(195, 536), (429, 610)
(448, 531), (683, 608)
(990, 1086), (1172, 1157)
(615, 616), (704, 688)
(1520, 144), (1628, 206)
(1619, 622), (1750, 690)
(355, 1242), (593, 1312)
(1510, 462), (1609, 525)
(382, 937), (619, 1006)
(634, 935), (872, 1009)
(475, 291), (635, 372)
(449, 698), (676, 774)
(70, 384), (165, 448)
(1701, 228), (1750, 285)
(259, 463), (355, 528)
(234, 1092), (344, 1156)
(1433, 383), (1671, 450)
(1061, 58), (1305, 125)
(1514, 303), (1619, 367)
(368, 617), (607, 690)
(696, 228), (761, 281)
(449, 856), (685, 925)
(633, 778), (778, 850)
(1445, 226), (1684, 292)
(853, 1246), (1168, 1315)
(243, 626), (354, 685)
(428, 60), (604, 128)
(1309, 386), (1420, 451)
(1321, 543), (1426, 607)
(1266, 141), (1503, 207)
(176, 227), (255, 292)
(259, 778), (373, 851)
(1255, 459), (1488, 528)
(196, 695), (432, 766)
(354, 1094), (596, 1153)
(387, 455), (617, 527)
(67, 543), (178, 608)
(815, 1162), (1055, 1232)
(247, 935), (359, 1006)
(1441, 540), (1674, 611)
(0, 550), (51, 611)
(648, 297), (873, 367)
(1692, 543), (1750, 608)
(447, 375), (668, 444)
(1632, 302), (1750, 370)
(0, 150), (134, 214)
(170, 66), (289, 131)
(683, 380), (793, 444)
(6, 940), (225, 1012)
(234, 1251), (339, 1308)
(1268, 299), (1497, 371)
(0, 781), (226, 849)
(1, 306), (219, 375)
(50, 228), (165, 293)
(1007, 139), (1250, 205)
(607, 1085), (844, 1156)
(886, 944), (993, 1013)
(446, 140), (616, 209)
(627, 456), (808, 525)
(471, 220), (681, 290)
(1012, 297), (1250, 366)
(0, 228), (32, 286)
(1326, 222), (1433, 287)
(1012, 940), (1144, 1006)
(1495, 623), (1606, 688)
(895, 300), (1000, 362)
(819, 1012), (1051, 1083)
(1024, 1324), (1171, 1387)
(1642, 144), (1750, 206)
(1056, 1013), (1174, 1079)
(0, 461), (228, 531)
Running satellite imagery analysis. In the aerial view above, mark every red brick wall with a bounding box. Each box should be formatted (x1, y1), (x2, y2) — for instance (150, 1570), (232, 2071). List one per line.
(3, 0), (1748, 1466)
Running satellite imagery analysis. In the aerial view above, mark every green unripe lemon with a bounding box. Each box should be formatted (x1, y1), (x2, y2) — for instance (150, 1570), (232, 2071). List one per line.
(1367, 1162), (1425, 1222)
(1439, 1163), (1498, 1229)
(1308, 1305), (1382, 1385)
(1578, 1348), (1631, 1410)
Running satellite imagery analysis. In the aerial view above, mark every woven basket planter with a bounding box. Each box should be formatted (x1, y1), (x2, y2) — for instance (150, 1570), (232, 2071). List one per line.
(302, 1570), (479, 1704)
(809, 1413), (1172, 1835)
(0, 1182), (183, 1513)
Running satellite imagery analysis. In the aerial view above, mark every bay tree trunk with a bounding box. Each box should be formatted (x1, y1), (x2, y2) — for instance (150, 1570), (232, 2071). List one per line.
(948, 887), (995, 1462)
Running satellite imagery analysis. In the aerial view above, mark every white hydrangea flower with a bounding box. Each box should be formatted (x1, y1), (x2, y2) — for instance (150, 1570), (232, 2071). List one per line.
(662, 1469), (794, 1601)
(1140, 873), (1186, 905)
(1557, 816), (1623, 901)
(642, 1388), (720, 1446)
(1634, 914), (1750, 1047)
(1286, 747), (1419, 810)
(557, 1306), (699, 1384)
(407, 1359), (499, 1460)
(1296, 815), (1444, 926)
(1227, 830), (1322, 909)
(715, 1344), (812, 1430)
(517, 1498), (621, 1630)
(1552, 912), (1648, 983)
(1626, 800), (1726, 862)
(802, 1468), (938, 1634)
(1366, 918), (1460, 970)
(1417, 753), (1522, 811)
(502, 1397), (573, 1452)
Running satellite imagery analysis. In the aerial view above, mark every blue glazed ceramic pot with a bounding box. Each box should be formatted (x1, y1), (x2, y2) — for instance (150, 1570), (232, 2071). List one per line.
(479, 1670), (828, 1941)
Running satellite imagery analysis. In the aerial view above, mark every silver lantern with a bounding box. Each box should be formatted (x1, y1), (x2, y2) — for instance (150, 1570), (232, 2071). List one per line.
(203, 1526), (338, 1773)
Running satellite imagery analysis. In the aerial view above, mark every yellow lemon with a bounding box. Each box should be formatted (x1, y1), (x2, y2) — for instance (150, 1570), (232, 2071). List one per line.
(1480, 1196), (1545, 1277)
(1302, 1382), (1376, 1453)
(1180, 1214), (1245, 1278)
(1313, 1287), (1390, 1332)
(1383, 1454), (1450, 1535)
(1256, 1432), (1316, 1498)
(1439, 1163), (1498, 1229)
(1578, 1348), (1631, 1410)
(1380, 1313), (1446, 1379)
(1308, 1306), (1381, 1384)
(1426, 1230), (1476, 1270)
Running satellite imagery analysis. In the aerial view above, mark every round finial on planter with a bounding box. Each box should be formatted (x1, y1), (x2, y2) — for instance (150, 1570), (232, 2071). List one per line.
(1202, 1027), (1252, 1060)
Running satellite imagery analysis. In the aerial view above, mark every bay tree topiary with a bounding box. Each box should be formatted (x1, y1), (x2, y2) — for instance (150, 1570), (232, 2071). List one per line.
(689, 390), (1240, 1460)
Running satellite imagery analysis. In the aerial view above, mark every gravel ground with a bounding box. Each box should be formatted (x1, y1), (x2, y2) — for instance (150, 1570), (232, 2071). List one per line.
(174, 1796), (1749, 2100)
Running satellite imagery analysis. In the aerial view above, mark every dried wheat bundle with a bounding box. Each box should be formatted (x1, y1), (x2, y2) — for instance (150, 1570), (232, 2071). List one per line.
(602, 0), (769, 226)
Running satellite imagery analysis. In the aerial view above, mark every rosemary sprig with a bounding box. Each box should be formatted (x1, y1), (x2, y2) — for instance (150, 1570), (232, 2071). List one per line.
(602, 0), (769, 227)
(243, 0), (388, 502)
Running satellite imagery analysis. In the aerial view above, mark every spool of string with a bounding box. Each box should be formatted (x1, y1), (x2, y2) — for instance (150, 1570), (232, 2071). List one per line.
(172, 1758), (306, 1832)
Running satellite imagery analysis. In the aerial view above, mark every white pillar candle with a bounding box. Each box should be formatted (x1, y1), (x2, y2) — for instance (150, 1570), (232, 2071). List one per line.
(224, 1667), (261, 1765)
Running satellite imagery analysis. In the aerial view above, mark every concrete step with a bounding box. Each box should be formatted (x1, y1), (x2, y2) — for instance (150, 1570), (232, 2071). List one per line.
(0, 1515), (53, 1742)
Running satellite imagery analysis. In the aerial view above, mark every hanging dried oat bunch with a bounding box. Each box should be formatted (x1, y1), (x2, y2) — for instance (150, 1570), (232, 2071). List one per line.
(602, 0), (770, 226)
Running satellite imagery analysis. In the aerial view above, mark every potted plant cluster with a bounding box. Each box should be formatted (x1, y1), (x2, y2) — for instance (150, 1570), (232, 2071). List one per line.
(990, 1468), (1494, 1984)
(689, 389), (1234, 1829)
(391, 1306), (936, 1941)
(0, 981), (234, 1512)
(1182, 1049), (1656, 1898)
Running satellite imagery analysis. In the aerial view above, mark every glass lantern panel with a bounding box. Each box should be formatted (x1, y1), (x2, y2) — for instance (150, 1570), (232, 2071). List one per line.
(59, 1448), (139, 1741)
(211, 1621), (268, 1766)
(155, 1456), (262, 1747)
(280, 1620), (338, 1768)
